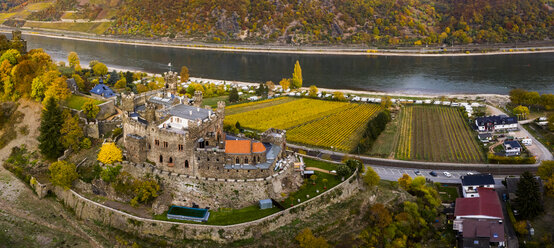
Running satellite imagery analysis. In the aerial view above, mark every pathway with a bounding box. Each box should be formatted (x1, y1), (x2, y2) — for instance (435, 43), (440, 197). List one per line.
(305, 167), (333, 174)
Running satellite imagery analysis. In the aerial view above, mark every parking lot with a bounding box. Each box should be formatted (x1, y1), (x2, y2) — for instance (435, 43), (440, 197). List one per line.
(367, 164), (492, 184)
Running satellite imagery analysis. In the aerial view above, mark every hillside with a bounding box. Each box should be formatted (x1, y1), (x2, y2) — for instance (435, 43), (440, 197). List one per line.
(1, 0), (553, 46)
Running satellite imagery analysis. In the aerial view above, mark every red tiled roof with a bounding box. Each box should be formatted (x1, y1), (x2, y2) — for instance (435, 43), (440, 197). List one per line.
(455, 188), (503, 219)
(225, 140), (251, 154)
(225, 140), (266, 154)
(252, 142), (266, 153)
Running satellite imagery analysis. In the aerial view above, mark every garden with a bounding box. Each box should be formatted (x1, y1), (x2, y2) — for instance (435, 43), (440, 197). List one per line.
(64, 94), (104, 111)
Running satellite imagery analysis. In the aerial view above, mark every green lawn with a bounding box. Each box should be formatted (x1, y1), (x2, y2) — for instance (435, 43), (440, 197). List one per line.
(282, 171), (342, 207)
(154, 204), (280, 226)
(437, 185), (459, 203)
(303, 157), (339, 171)
(522, 123), (554, 153)
(202, 95), (228, 108)
(65, 95), (104, 110)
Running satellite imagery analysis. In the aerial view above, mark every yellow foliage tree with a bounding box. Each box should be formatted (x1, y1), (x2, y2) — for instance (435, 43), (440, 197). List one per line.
(97, 142), (123, 164)
(43, 77), (71, 103)
(279, 78), (290, 91)
(308, 85), (318, 98)
(295, 228), (330, 248)
(49, 160), (79, 190)
(291, 60), (303, 89)
(333, 91), (346, 101)
(68, 52), (80, 69)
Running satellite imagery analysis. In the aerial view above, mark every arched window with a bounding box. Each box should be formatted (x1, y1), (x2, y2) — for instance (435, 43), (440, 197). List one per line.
(185, 160), (189, 168)
(169, 157), (173, 163)
(159, 155), (163, 163)
(245, 158), (248, 164)
(236, 158), (239, 164)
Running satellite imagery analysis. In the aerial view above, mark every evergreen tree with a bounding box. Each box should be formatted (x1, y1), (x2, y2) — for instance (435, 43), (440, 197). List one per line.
(514, 171), (544, 219)
(38, 97), (64, 159)
(107, 70), (119, 85)
(229, 87), (239, 102)
(291, 60), (302, 89)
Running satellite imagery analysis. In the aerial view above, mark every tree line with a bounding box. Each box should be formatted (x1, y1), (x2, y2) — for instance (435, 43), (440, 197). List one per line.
(355, 110), (391, 154)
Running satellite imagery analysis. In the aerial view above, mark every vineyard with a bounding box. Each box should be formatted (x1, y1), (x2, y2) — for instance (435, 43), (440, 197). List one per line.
(394, 105), (485, 163)
(287, 104), (383, 151)
(224, 98), (383, 151)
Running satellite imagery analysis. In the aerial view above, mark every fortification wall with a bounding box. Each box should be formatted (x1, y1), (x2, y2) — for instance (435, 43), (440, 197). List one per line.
(51, 168), (360, 243)
(120, 160), (301, 209)
(96, 100), (116, 120)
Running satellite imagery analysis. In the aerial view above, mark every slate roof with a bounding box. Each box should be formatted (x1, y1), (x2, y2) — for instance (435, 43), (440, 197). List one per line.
(455, 188), (503, 219)
(475, 115), (517, 126)
(462, 219), (504, 243)
(168, 104), (211, 120)
(149, 96), (174, 107)
(503, 140), (522, 149)
(478, 133), (492, 139)
(90, 83), (115, 98)
(461, 174), (495, 186)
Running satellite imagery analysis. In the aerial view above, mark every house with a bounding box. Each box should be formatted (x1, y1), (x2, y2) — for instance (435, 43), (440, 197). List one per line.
(451, 102), (460, 107)
(461, 174), (495, 198)
(454, 188), (505, 248)
(90, 82), (115, 98)
(505, 176), (543, 203)
(478, 133), (492, 143)
(434, 101), (441, 105)
(474, 115), (518, 132)
(424, 100), (432, 104)
(415, 100), (423, 104)
(503, 140), (522, 156)
(521, 138), (532, 146)
(66, 78), (78, 93)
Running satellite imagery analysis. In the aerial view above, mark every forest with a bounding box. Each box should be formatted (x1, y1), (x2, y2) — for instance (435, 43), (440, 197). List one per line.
(105, 0), (554, 45)
(6, 0), (553, 46)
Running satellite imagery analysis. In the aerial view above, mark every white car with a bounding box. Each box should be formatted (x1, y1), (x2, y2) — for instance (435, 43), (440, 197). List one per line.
(443, 171), (452, 177)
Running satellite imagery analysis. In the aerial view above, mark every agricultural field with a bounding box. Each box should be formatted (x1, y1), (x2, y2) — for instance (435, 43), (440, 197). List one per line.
(225, 98), (382, 152)
(395, 105), (485, 163)
(287, 104), (382, 151)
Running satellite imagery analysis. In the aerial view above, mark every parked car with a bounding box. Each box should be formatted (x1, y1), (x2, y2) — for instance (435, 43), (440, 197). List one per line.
(443, 171), (452, 177)
(429, 171), (438, 177)
(414, 170), (422, 176)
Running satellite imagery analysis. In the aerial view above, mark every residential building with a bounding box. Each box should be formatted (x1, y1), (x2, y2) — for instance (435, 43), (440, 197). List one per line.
(503, 140), (522, 156)
(461, 174), (495, 198)
(90, 81), (116, 98)
(474, 115), (517, 132)
(478, 133), (492, 143)
(454, 188), (505, 247)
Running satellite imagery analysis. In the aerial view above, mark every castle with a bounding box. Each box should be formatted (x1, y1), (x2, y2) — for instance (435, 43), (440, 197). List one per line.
(122, 71), (287, 180)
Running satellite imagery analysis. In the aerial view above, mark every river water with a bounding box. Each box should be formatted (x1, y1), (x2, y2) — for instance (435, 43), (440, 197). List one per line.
(21, 34), (554, 95)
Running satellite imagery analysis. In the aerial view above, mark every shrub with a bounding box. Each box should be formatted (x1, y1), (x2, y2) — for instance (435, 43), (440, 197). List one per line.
(100, 164), (122, 183)
(336, 164), (351, 179)
(49, 160), (79, 190)
(131, 178), (160, 206)
(80, 138), (92, 149)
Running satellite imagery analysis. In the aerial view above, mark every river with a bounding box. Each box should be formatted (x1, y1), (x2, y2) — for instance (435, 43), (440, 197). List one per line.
(21, 34), (554, 95)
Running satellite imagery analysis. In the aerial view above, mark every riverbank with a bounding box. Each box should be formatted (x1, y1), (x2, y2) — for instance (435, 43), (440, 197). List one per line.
(4, 26), (554, 57)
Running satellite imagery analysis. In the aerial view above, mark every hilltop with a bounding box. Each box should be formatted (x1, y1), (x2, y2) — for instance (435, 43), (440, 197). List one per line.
(1, 0), (553, 47)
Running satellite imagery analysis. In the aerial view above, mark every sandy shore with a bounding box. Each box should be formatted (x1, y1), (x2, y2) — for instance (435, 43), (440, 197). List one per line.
(7, 27), (554, 57)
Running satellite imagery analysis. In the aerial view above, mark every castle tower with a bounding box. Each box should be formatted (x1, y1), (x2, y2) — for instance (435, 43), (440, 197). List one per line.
(10, 29), (27, 54)
(164, 71), (179, 95)
(144, 103), (156, 123)
(193, 90), (203, 107)
(217, 101), (225, 116)
(121, 92), (136, 112)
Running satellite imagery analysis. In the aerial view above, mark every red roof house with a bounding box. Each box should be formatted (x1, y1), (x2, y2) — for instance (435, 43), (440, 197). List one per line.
(455, 188), (503, 220)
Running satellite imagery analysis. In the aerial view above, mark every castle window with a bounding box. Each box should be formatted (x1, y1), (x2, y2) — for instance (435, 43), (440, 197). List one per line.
(148, 144), (151, 150)
(197, 156), (200, 161)
(169, 157), (173, 163)
(159, 155), (163, 163)
(245, 158), (248, 164)
(163, 142), (168, 148)
(178, 144), (184, 151)
(155, 140), (159, 146)
(216, 158), (219, 162)
(207, 157), (210, 161)
(205, 141), (209, 146)
(185, 160), (189, 168)
(235, 158), (239, 164)
(247, 170), (250, 173)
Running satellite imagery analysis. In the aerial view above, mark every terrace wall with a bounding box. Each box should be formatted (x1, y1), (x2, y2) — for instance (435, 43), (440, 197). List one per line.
(50, 168), (360, 243)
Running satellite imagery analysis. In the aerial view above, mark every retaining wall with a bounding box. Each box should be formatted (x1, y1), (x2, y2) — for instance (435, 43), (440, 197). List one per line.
(52, 169), (360, 243)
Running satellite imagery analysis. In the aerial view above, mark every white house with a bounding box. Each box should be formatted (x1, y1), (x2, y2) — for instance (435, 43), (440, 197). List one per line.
(434, 101), (441, 105)
(521, 138), (532, 146)
(474, 115), (518, 132)
(503, 140), (522, 156)
(424, 99), (432, 104)
(461, 174), (495, 198)
(415, 100), (423, 104)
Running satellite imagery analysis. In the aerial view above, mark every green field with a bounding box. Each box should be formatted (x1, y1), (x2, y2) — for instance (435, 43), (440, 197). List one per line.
(374, 105), (485, 163)
(65, 94), (104, 110)
(303, 157), (339, 171)
(282, 171), (342, 207)
(225, 98), (382, 151)
(24, 21), (112, 35)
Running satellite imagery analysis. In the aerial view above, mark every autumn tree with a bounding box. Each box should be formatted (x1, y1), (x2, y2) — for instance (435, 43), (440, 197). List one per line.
(43, 77), (71, 103)
(72, 74), (85, 92)
(333, 91), (346, 101)
(92, 62), (108, 76)
(61, 113), (83, 150)
(538, 161), (554, 197)
(291, 60), (303, 89)
(97, 142), (123, 164)
(398, 174), (413, 190)
(180, 65), (189, 82)
(0, 49), (20, 65)
(279, 78), (290, 91)
(115, 78), (127, 89)
(131, 178), (160, 206)
(308, 85), (318, 98)
(136, 84), (149, 93)
(265, 81), (275, 91)
(82, 99), (100, 120)
(513, 105), (529, 120)
(38, 97), (64, 159)
(363, 166), (380, 187)
(295, 228), (330, 248)
(381, 96), (392, 108)
(67, 51), (80, 69)
(49, 160), (78, 189)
